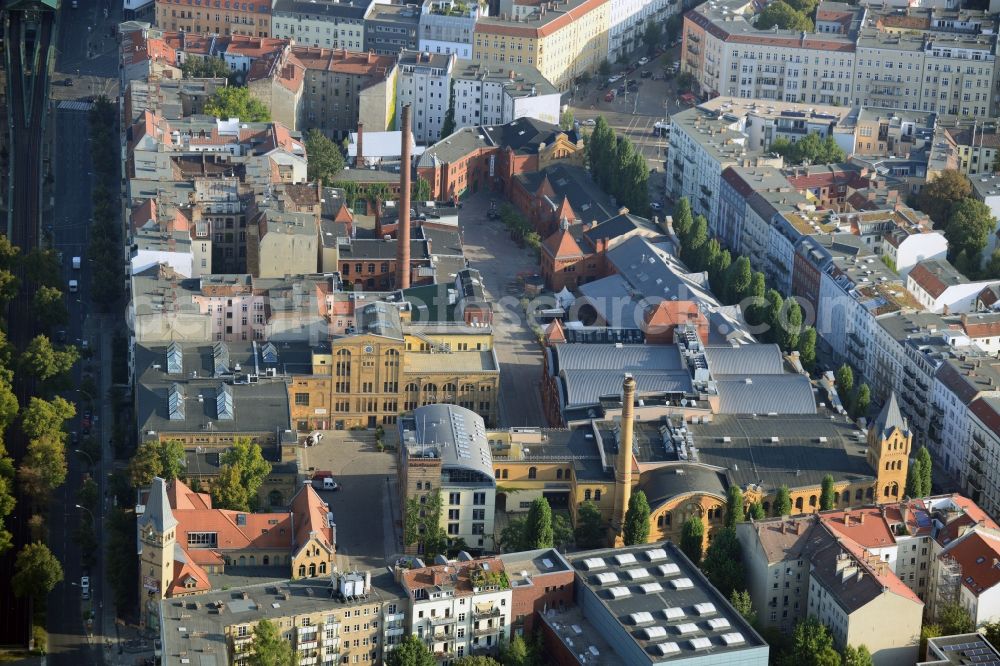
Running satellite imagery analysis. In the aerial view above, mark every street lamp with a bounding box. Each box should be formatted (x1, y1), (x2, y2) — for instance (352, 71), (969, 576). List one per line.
(74, 448), (96, 467)
(75, 504), (95, 522)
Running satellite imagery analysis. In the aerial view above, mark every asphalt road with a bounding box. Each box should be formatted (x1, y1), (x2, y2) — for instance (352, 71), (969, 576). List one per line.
(44, 0), (123, 661)
(457, 194), (546, 428)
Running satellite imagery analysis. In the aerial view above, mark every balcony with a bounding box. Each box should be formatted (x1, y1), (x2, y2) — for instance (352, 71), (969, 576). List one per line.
(971, 446), (985, 462)
(474, 625), (504, 637)
(902, 378), (915, 391)
(673, 158), (683, 171)
(970, 459), (983, 475)
(968, 473), (984, 491)
(687, 43), (700, 55)
(848, 332), (867, 348)
(298, 641), (318, 652)
(474, 607), (502, 620)
(429, 615), (457, 627)
(973, 433), (987, 449)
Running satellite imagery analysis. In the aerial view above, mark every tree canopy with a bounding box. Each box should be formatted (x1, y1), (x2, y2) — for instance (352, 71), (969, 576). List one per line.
(701, 527), (743, 597)
(526, 497), (555, 549)
(305, 129), (345, 185)
(918, 170), (971, 227)
(205, 86), (271, 122)
(773, 485), (793, 517)
(770, 133), (845, 166)
(726, 485), (744, 528)
(12, 542), (64, 601)
(387, 634), (436, 666)
(945, 198), (995, 263)
(574, 500), (606, 548)
(680, 515), (704, 566)
(623, 490), (651, 545)
(248, 618), (298, 666)
(779, 617), (841, 666)
(757, 1), (813, 32)
(128, 439), (186, 487)
(221, 438), (272, 510)
(820, 474), (836, 511)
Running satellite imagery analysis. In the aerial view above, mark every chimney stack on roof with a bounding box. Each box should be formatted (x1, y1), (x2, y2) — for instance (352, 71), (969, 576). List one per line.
(356, 122), (364, 168)
(397, 105), (413, 290)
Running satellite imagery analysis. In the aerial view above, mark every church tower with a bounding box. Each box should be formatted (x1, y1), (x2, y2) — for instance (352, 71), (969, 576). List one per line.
(138, 477), (177, 626)
(611, 374), (637, 546)
(868, 393), (911, 503)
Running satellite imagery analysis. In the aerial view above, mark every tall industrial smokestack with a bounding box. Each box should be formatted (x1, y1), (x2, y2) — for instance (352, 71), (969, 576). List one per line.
(397, 105), (412, 289)
(355, 122), (364, 168)
(611, 374), (637, 545)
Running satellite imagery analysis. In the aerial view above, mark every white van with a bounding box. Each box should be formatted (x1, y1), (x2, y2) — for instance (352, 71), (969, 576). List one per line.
(68, 279), (79, 293)
(72, 256), (81, 270)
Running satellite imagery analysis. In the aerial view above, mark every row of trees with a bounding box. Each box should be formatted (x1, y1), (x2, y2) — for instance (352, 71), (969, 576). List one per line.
(89, 98), (126, 308)
(916, 170), (1000, 278)
(673, 198), (818, 368)
(586, 117), (650, 216)
(834, 363), (871, 421)
(498, 205), (542, 254)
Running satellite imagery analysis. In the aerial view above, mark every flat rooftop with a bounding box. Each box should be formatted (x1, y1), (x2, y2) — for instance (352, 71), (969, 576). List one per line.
(402, 349), (497, 373)
(561, 541), (768, 664)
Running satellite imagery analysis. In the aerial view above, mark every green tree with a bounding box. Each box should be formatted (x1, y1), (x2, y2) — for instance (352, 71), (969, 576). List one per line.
(764, 289), (784, 345)
(205, 86), (270, 122)
(938, 601), (974, 635)
(852, 383), (871, 420)
(983, 249), (1000, 279)
(781, 617), (841, 666)
(980, 620), (1000, 651)
(128, 439), (186, 487)
(31, 286), (68, 330)
(248, 618), (298, 666)
(12, 542), (64, 602)
(500, 633), (537, 666)
(623, 490), (651, 545)
(918, 170), (971, 227)
(526, 497), (555, 549)
(820, 474), (836, 511)
(730, 589), (757, 626)
(305, 129), (345, 185)
(835, 364), (854, 404)
(680, 516), (705, 566)
(906, 454), (925, 498)
(756, 1), (813, 31)
(440, 80), (457, 138)
(19, 434), (68, 500)
(673, 197), (693, 240)
(552, 513), (574, 548)
(221, 438), (272, 510)
(683, 215), (708, 267)
(642, 19), (662, 54)
(20, 395), (75, 440)
(212, 464), (252, 512)
(798, 327), (817, 371)
(773, 485), (792, 517)
(453, 657), (502, 666)
(946, 198), (995, 263)
(665, 14), (683, 41)
(708, 247), (732, 296)
(725, 256), (753, 305)
(23, 247), (62, 289)
(918, 446), (933, 497)
(779, 298), (803, 352)
(19, 335), (78, 386)
(842, 644), (874, 666)
(725, 485), (744, 528)
(574, 501), (606, 548)
(701, 527), (743, 597)
(181, 56), (232, 79)
(560, 109), (575, 131)
(749, 501), (766, 520)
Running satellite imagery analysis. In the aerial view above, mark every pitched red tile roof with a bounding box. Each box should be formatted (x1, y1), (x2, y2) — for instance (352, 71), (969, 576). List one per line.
(943, 531), (1000, 597)
(543, 227), (585, 259)
(544, 319), (566, 343)
(820, 507), (896, 550)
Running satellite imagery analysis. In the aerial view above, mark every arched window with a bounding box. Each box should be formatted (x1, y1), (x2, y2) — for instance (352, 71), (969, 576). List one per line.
(249, 555), (256, 566)
(556, 469), (563, 480)
(585, 489), (592, 501)
(495, 469), (501, 479)
(405, 383), (419, 393)
(384, 349), (399, 367)
(595, 489), (602, 501)
(239, 555), (246, 567)
(528, 467), (537, 479)
(502, 469), (508, 479)
(866, 487), (874, 499)
(268, 490), (283, 506)
(335, 348), (351, 377)
(855, 489), (863, 501)
(263, 555), (270, 566)
(443, 383), (457, 395)
(663, 512), (671, 527)
(298, 564), (306, 577)
(795, 497), (804, 511)
(319, 562), (327, 575)
(809, 495), (817, 507)
(309, 563), (317, 577)
(842, 490), (850, 504)
(565, 468), (571, 478)
(884, 485), (891, 498)
(657, 515), (664, 527)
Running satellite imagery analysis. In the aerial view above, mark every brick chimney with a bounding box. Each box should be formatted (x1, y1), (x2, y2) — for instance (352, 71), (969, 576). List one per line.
(356, 122), (364, 168)
(397, 105), (412, 289)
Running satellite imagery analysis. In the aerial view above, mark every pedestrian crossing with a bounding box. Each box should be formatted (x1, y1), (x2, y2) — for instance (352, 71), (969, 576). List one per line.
(57, 100), (94, 111)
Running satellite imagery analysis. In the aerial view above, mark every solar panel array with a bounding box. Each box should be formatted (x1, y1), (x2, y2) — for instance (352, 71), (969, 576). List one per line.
(584, 547), (749, 659)
(940, 641), (1000, 666)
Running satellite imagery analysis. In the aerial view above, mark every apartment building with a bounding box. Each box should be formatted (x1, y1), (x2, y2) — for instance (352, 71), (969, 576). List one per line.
(364, 3), (421, 55)
(399, 404), (497, 553)
(451, 60), (561, 128)
(497, 549), (574, 635)
(396, 50), (456, 145)
(738, 515), (923, 665)
(608, 0), (671, 60)
(271, 0), (369, 49)
(292, 47), (398, 138)
(683, 0), (999, 115)
(907, 259), (1000, 314)
(472, 0), (610, 92)
(397, 557), (513, 661)
(946, 125), (1000, 175)
(157, 571), (406, 665)
(154, 0), (272, 37)
(418, 0), (483, 59)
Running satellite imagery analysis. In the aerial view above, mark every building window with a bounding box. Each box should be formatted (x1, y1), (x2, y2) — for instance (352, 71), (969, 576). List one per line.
(449, 492), (461, 505)
(528, 467), (537, 479)
(295, 393), (310, 406)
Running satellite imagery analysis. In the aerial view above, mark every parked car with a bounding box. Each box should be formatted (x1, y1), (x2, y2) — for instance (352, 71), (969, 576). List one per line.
(607, 74), (623, 84)
(637, 56), (649, 66)
(617, 85), (626, 94)
(640, 70), (652, 78)
(604, 91), (616, 102)
(627, 80), (639, 91)
(650, 202), (664, 211)
(582, 118), (597, 126)
(80, 576), (90, 600)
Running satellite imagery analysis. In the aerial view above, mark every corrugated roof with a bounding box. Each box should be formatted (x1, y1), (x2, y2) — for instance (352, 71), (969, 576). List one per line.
(715, 375), (816, 415)
(704, 344), (784, 376)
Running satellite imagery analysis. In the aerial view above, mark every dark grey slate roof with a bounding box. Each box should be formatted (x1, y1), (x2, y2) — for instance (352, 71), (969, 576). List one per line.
(686, 413), (875, 491)
(582, 213), (659, 247)
(714, 375), (816, 415)
(138, 477), (178, 533)
(639, 464), (729, 509)
(873, 392), (909, 437)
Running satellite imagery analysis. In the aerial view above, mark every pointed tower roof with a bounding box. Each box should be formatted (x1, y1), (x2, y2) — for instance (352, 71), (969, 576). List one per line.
(873, 392), (908, 437)
(555, 196), (576, 222)
(543, 225), (585, 258)
(536, 174), (556, 199)
(139, 477), (178, 533)
(544, 318), (566, 343)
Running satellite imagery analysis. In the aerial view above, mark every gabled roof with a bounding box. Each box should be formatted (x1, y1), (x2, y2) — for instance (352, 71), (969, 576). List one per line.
(941, 530), (1000, 597)
(543, 225), (585, 259)
(872, 393), (908, 438)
